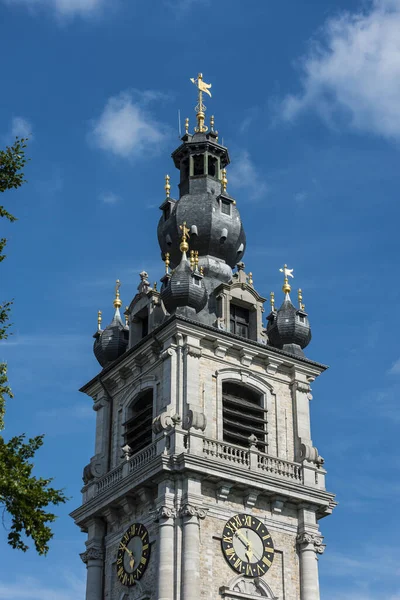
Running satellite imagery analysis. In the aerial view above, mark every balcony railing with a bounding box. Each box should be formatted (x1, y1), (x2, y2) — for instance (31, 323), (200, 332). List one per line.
(202, 437), (302, 482)
(92, 435), (304, 500)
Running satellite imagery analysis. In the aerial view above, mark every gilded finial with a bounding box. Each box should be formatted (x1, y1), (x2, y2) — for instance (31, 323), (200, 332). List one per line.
(124, 306), (129, 327)
(153, 282), (158, 291)
(165, 252), (170, 274)
(190, 73), (212, 133)
(185, 117), (189, 134)
(298, 289), (305, 311)
(113, 279), (122, 309)
(279, 264), (294, 294)
(179, 222), (190, 253)
(190, 250), (195, 270)
(210, 115), (215, 131)
(270, 292), (275, 311)
(248, 272), (254, 286)
(200, 266), (204, 276)
(165, 174), (170, 198)
(97, 310), (102, 331)
(222, 168), (228, 193)
(194, 250), (199, 270)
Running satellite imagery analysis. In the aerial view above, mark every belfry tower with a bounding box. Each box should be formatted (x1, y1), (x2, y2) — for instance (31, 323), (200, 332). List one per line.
(71, 74), (336, 600)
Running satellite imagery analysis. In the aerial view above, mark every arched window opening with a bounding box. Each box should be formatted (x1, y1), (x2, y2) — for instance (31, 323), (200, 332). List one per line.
(208, 155), (218, 177)
(222, 382), (267, 451)
(193, 154), (204, 176)
(124, 389), (153, 455)
(181, 157), (189, 182)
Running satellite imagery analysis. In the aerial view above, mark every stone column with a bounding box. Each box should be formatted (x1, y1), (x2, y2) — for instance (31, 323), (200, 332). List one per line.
(80, 518), (106, 600)
(297, 532), (325, 600)
(181, 504), (206, 600)
(156, 506), (176, 600)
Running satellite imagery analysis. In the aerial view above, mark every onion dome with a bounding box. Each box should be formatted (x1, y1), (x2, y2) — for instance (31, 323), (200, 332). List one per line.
(93, 280), (129, 368)
(266, 266), (311, 357)
(160, 223), (208, 315)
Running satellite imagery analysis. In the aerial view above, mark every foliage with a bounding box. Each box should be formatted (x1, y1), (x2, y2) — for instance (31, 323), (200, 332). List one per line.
(0, 138), (67, 555)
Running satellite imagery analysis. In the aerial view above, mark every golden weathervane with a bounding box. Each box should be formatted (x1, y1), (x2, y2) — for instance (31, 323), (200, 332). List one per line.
(190, 73), (212, 133)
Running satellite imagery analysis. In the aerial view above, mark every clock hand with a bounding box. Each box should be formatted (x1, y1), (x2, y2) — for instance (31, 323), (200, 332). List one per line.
(235, 529), (251, 548)
(120, 543), (134, 559)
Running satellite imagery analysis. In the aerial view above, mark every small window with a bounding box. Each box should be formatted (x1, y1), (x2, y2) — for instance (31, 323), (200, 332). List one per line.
(298, 314), (305, 324)
(230, 303), (249, 338)
(221, 199), (231, 216)
(181, 158), (189, 182)
(164, 204), (171, 221)
(193, 154), (204, 176)
(193, 278), (200, 286)
(208, 155), (217, 177)
(142, 315), (149, 337)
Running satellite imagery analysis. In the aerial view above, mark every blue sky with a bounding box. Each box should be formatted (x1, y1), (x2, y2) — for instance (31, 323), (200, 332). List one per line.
(1, 0), (400, 597)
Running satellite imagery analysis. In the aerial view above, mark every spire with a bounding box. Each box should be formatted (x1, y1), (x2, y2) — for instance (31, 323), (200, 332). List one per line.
(190, 72), (212, 133)
(179, 221), (190, 254)
(164, 252), (170, 274)
(221, 168), (228, 193)
(97, 310), (102, 331)
(270, 292), (275, 312)
(298, 288), (305, 311)
(113, 279), (122, 310)
(164, 174), (170, 198)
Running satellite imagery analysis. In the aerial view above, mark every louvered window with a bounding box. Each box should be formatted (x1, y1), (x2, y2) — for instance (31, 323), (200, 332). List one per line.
(222, 382), (267, 451)
(124, 390), (153, 455)
(230, 303), (249, 338)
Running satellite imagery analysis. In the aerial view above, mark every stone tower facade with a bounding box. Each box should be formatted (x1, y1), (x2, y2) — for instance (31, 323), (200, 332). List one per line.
(71, 74), (336, 600)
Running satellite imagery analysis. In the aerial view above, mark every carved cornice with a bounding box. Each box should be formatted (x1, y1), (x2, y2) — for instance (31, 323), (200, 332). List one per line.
(80, 546), (104, 564)
(180, 503), (207, 519)
(297, 532), (325, 554)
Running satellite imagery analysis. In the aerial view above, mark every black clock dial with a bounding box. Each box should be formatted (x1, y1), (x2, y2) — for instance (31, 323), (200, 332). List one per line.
(116, 522), (151, 586)
(221, 513), (275, 578)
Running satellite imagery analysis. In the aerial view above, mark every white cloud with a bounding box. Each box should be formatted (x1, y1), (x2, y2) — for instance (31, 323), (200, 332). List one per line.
(388, 358), (400, 374)
(4, 0), (106, 18)
(10, 116), (33, 139)
(0, 572), (85, 600)
(229, 150), (268, 201)
(100, 191), (120, 205)
(281, 0), (400, 140)
(89, 91), (169, 159)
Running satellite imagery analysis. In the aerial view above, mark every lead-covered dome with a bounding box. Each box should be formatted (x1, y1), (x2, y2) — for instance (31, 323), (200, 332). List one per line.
(93, 281), (129, 368)
(267, 294), (311, 357)
(160, 235), (208, 315)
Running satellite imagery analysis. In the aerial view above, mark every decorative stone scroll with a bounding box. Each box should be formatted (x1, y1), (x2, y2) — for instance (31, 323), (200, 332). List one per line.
(300, 443), (325, 466)
(154, 506), (177, 522)
(180, 504), (207, 519)
(297, 532), (326, 554)
(80, 546), (104, 564)
(152, 411), (181, 433)
(183, 409), (207, 431)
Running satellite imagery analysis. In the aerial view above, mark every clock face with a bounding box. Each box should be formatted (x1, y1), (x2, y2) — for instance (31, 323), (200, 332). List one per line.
(221, 514), (274, 578)
(116, 523), (151, 586)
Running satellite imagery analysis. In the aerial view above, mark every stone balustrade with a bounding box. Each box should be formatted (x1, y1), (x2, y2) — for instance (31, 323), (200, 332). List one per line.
(92, 435), (310, 499)
(202, 436), (303, 482)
